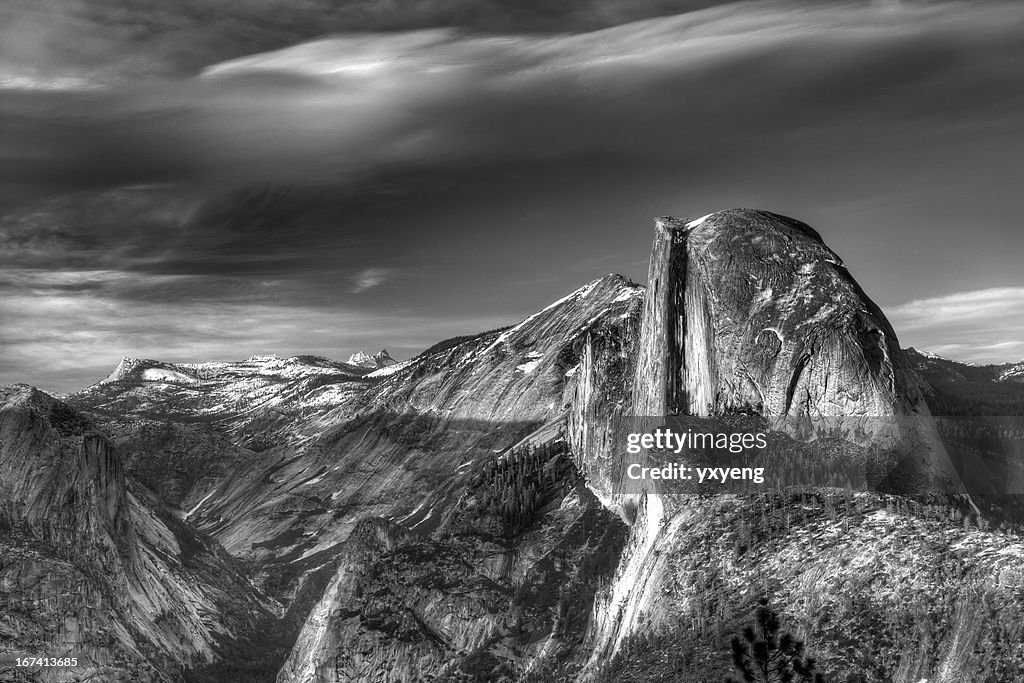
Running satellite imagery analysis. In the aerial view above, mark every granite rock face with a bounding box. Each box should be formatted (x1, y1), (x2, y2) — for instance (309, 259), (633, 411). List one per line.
(574, 210), (961, 503)
(638, 210), (925, 420)
(573, 210), (981, 680)
(58, 275), (643, 681)
(567, 291), (643, 508)
(0, 387), (129, 570)
(0, 386), (275, 682)
(347, 350), (396, 369)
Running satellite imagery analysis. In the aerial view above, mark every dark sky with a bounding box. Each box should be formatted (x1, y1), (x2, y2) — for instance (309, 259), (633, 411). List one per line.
(2, 0), (1024, 393)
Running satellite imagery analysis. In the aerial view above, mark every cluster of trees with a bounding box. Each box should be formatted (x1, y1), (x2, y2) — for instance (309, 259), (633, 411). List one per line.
(931, 416), (1024, 527)
(935, 418), (1024, 443)
(924, 377), (1024, 417)
(471, 440), (578, 537)
(185, 620), (291, 683)
(414, 326), (513, 361)
(592, 598), (825, 682)
(717, 490), (1008, 568)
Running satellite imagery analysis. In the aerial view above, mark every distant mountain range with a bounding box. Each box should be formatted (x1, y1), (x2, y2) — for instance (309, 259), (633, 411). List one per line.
(3, 209), (1024, 682)
(905, 347), (1024, 417)
(907, 347), (1024, 384)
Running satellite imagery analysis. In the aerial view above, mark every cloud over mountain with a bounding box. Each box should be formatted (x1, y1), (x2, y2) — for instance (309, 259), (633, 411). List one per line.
(888, 287), (1024, 363)
(2, 1), (1024, 390)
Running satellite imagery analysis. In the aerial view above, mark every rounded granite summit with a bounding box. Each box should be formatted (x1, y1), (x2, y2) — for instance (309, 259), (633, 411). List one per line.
(567, 209), (965, 501)
(670, 208), (829, 244)
(639, 208), (909, 419)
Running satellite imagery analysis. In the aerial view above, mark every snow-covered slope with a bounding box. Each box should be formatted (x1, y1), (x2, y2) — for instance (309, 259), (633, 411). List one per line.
(999, 362), (1024, 383)
(77, 354), (370, 442)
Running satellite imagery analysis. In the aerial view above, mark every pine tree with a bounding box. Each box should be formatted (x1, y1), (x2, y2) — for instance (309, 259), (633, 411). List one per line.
(726, 598), (825, 683)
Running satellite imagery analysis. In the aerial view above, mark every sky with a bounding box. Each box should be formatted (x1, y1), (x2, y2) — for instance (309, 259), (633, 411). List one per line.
(2, 0), (1024, 393)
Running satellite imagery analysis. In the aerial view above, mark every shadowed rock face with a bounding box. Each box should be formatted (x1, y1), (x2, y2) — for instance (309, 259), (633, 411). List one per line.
(669, 210), (959, 492)
(567, 293), (643, 509)
(0, 386), (129, 568)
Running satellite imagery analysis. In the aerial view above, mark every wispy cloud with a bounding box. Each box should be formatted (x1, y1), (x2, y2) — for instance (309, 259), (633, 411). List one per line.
(0, 0), (743, 84)
(3, 1), (1024, 389)
(0, 280), (512, 393)
(887, 288), (1024, 364)
(6, 2), (1024, 196)
(351, 267), (396, 293)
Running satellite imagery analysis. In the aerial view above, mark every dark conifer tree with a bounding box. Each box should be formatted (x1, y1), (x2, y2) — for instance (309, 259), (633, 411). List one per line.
(726, 598), (825, 683)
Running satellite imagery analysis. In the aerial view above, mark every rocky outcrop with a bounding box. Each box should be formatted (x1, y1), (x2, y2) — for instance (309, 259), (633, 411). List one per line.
(574, 210), (961, 501)
(1001, 363), (1024, 383)
(573, 210), (977, 680)
(589, 493), (1024, 683)
(0, 386), (129, 570)
(635, 211), (932, 419)
(347, 349), (397, 369)
(98, 418), (258, 513)
(567, 292), (643, 508)
(0, 386), (277, 682)
(276, 470), (627, 683)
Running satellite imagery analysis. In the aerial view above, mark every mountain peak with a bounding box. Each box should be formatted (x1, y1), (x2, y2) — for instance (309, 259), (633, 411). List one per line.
(906, 347), (974, 365)
(347, 349), (397, 369)
(1, 383), (55, 409)
(574, 210), (961, 502)
(100, 356), (153, 383)
(633, 209), (863, 417)
(347, 350), (372, 365)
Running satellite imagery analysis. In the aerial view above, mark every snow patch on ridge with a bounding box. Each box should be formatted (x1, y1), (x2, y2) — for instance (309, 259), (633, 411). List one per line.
(182, 490), (216, 521)
(1000, 364), (1024, 382)
(516, 351), (544, 375)
(141, 368), (195, 384)
(686, 212), (716, 228)
(481, 280), (603, 356)
(367, 360), (411, 378)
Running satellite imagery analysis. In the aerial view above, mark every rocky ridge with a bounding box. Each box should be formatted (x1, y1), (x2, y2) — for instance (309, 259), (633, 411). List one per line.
(906, 348), (1024, 387)
(57, 275), (644, 679)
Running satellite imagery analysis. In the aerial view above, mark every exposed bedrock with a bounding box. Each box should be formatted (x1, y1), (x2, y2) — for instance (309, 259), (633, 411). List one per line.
(573, 209), (963, 501)
(572, 209), (971, 679)
(0, 386), (275, 682)
(642, 210), (925, 420)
